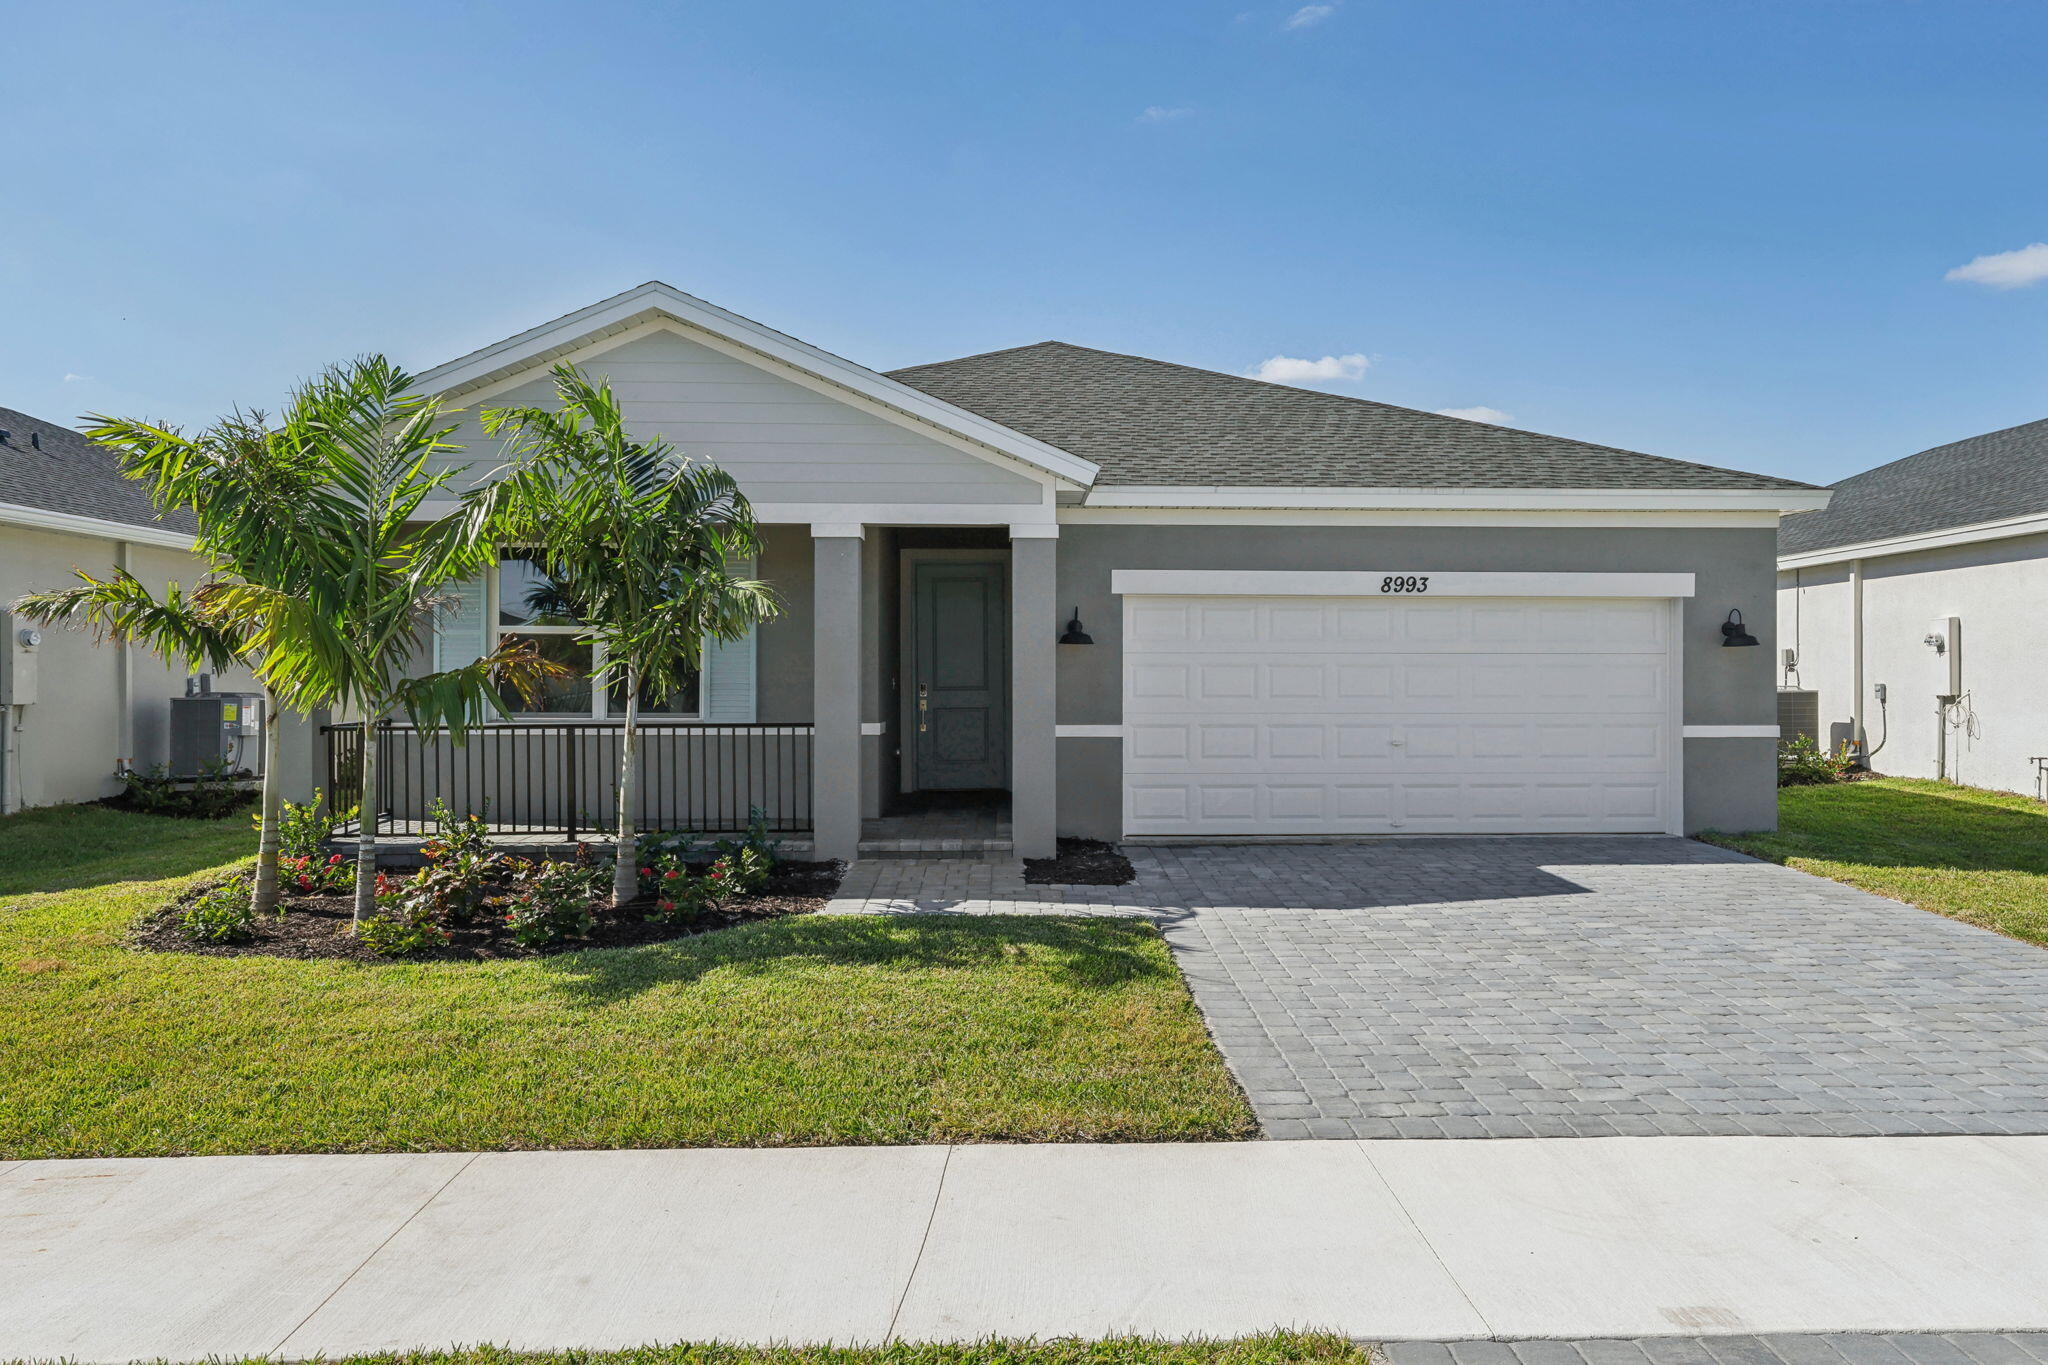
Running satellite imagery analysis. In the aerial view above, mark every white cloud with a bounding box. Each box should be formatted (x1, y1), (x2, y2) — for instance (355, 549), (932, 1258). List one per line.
(1138, 105), (1194, 124)
(1284, 3), (1336, 28)
(1944, 242), (2048, 289)
(62, 372), (88, 383)
(1435, 405), (1513, 424)
(1248, 352), (1370, 385)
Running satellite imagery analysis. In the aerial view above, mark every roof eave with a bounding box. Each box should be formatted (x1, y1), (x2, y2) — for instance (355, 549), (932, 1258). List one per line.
(1779, 506), (2048, 569)
(1085, 485), (1833, 513)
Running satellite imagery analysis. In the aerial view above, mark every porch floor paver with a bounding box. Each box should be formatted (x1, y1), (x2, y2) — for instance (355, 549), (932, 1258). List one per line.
(822, 837), (2048, 1140)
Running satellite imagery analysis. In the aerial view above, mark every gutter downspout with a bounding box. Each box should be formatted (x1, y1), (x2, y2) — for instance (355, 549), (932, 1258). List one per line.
(114, 540), (134, 777)
(1850, 557), (1865, 759)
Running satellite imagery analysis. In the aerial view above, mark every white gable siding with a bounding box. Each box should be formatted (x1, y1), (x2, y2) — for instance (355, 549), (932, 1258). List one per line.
(432, 328), (1044, 506)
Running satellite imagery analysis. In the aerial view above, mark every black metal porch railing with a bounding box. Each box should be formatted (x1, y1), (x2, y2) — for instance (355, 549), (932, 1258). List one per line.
(321, 721), (814, 838)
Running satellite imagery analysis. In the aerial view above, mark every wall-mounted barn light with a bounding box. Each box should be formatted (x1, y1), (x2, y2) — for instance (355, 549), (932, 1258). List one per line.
(1720, 609), (1760, 647)
(1058, 607), (1094, 645)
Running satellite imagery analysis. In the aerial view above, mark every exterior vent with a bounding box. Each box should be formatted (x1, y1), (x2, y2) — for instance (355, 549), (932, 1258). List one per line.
(1777, 688), (1819, 744)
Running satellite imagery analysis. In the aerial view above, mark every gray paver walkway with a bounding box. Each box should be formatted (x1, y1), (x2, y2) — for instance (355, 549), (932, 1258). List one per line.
(821, 837), (2048, 1140)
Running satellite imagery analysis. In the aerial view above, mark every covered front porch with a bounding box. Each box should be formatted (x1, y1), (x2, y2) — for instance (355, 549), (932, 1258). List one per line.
(332, 518), (1060, 862)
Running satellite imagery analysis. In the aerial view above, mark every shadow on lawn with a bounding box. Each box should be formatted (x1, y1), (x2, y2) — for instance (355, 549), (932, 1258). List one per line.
(1715, 781), (2048, 875)
(533, 912), (1175, 1006)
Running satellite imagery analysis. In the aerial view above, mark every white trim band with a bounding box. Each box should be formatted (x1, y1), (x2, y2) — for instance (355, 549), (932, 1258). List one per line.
(1778, 508), (2048, 569)
(1056, 724), (1125, 739)
(0, 501), (196, 550)
(861, 721), (888, 737)
(1085, 485), (1831, 513)
(1109, 570), (1697, 598)
(1682, 725), (1780, 739)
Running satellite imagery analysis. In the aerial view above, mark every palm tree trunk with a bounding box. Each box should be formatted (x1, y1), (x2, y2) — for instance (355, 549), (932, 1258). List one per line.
(612, 662), (639, 907)
(249, 687), (284, 916)
(352, 714), (382, 925)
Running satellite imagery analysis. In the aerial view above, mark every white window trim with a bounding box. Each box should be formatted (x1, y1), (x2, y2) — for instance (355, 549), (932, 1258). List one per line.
(491, 555), (706, 723)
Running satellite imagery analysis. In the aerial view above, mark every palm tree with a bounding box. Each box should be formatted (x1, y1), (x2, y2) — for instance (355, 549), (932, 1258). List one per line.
(11, 570), (303, 914)
(484, 363), (778, 907)
(134, 357), (559, 922)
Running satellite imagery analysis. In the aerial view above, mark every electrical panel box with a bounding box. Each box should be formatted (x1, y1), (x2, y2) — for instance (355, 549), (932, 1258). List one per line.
(169, 691), (264, 776)
(1925, 616), (1963, 697)
(0, 614), (38, 706)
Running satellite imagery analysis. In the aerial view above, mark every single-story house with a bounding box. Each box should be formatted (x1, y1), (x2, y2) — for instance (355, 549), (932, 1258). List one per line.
(368, 281), (1827, 860)
(1777, 416), (2048, 795)
(0, 406), (322, 813)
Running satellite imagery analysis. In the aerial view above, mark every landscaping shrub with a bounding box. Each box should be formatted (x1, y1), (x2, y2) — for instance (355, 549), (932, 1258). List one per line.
(502, 856), (599, 947)
(274, 789), (352, 859)
(357, 899), (454, 957)
(282, 851), (352, 896)
(1778, 734), (1856, 786)
(424, 797), (491, 860)
(181, 877), (256, 942)
(712, 804), (782, 863)
(118, 760), (250, 819)
(408, 847), (501, 922)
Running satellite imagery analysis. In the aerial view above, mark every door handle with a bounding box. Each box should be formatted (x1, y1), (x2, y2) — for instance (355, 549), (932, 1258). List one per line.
(918, 683), (929, 732)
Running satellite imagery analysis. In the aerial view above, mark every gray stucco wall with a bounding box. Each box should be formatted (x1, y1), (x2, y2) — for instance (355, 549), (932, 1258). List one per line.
(1053, 522), (1782, 838)
(754, 525), (814, 724)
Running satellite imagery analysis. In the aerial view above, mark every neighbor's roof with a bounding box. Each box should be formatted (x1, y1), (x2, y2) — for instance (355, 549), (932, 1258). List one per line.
(1779, 417), (2048, 556)
(888, 341), (1819, 492)
(0, 405), (196, 537)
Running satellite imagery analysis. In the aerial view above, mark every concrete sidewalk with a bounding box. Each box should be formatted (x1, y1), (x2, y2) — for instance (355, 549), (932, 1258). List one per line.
(7, 1136), (2048, 1363)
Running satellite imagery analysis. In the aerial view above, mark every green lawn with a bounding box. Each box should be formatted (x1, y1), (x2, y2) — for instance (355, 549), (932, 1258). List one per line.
(0, 805), (1253, 1159)
(1703, 777), (2048, 947)
(1, 1334), (1367, 1365)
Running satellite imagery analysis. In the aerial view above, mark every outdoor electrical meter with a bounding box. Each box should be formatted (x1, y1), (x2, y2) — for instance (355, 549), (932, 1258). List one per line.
(1924, 616), (1963, 697)
(0, 616), (38, 706)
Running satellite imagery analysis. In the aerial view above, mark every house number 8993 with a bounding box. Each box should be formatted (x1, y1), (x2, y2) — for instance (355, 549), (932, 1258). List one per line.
(1379, 575), (1429, 594)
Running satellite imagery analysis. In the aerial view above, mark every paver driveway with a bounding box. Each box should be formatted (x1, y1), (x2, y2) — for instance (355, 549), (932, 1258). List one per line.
(1137, 837), (2048, 1139)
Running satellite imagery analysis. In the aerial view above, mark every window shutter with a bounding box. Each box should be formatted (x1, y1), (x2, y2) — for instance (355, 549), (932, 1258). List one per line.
(700, 557), (757, 722)
(434, 572), (491, 671)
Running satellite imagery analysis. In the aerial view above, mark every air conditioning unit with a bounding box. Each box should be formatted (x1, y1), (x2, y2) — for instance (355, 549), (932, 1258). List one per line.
(1776, 688), (1819, 744)
(169, 678), (264, 777)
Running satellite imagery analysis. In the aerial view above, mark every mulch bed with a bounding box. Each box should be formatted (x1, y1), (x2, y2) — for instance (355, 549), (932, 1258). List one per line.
(132, 860), (843, 963)
(1023, 837), (1136, 886)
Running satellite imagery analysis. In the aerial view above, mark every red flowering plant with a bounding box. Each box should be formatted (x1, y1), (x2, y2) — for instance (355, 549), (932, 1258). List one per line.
(282, 851), (353, 897)
(640, 851), (721, 923)
(501, 856), (597, 948)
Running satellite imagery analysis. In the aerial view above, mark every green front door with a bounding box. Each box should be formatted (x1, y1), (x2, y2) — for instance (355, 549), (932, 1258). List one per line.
(911, 559), (1009, 790)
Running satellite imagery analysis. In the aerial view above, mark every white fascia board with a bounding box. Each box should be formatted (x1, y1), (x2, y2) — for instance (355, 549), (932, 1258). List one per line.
(410, 281), (1100, 489)
(1083, 485), (1833, 513)
(1777, 509), (2048, 570)
(1060, 507), (1782, 528)
(0, 501), (196, 550)
(1682, 725), (1780, 738)
(1110, 570), (1697, 598)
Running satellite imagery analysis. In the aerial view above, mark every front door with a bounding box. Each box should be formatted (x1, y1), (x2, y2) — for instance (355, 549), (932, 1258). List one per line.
(911, 559), (1009, 790)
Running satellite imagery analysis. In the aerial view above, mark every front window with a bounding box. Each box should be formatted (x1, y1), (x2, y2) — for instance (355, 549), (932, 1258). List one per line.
(492, 550), (700, 720)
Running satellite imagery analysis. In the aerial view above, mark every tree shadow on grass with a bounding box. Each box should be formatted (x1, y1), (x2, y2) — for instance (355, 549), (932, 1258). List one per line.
(531, 912), (1176, 1007)
(1711, 781), (2048, 876)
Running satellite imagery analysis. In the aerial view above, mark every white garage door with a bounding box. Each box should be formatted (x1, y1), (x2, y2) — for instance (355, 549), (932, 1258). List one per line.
(1122, 595), (1677, 836)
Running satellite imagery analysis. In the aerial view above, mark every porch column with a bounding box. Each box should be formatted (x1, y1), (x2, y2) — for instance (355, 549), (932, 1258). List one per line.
(812, 525), (865, 863)
(1010, 526), (1058, 859)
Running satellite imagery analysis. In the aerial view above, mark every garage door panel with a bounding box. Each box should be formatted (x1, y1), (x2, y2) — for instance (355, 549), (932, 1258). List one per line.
(1122, 594), (1676, 836)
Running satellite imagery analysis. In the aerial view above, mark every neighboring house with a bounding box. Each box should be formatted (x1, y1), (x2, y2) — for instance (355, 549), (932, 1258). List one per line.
(0, 406), (295, 812)
(1777, 417), (2048, 795)
(368, 281), (1825, 860)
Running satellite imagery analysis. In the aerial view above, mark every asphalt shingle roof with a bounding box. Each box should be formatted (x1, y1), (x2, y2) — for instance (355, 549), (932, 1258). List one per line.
(887, 341), (1817, 492)
(1779, 417), (2048, 555)
(0, 406), (195, 536)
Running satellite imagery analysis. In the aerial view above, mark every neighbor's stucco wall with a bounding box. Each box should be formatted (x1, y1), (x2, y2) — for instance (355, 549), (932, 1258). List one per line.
(0, 525), (273, 811)
(1777, 531), (2048, 796)
(1053, 523), (1783, 838)
(431, 328), (1046, 508)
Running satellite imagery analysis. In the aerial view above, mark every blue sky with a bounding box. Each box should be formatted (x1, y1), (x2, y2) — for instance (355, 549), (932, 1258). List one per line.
(5, 0), (2045, 486)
